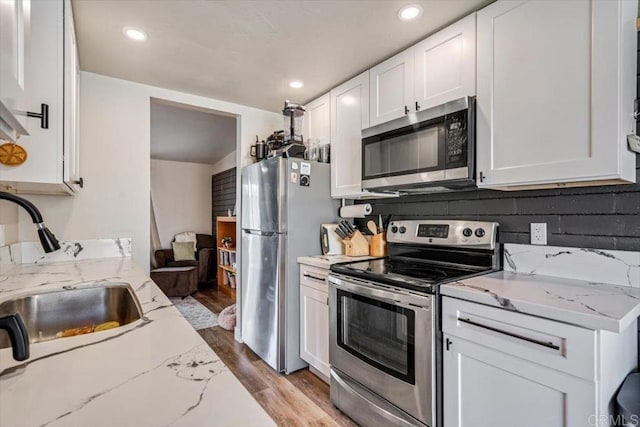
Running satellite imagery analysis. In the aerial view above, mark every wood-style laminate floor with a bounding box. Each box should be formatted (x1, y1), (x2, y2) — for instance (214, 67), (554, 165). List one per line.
(193, 289), (358, 427)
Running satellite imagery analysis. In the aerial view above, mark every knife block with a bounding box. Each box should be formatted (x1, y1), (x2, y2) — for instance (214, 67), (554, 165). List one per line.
(343, 230), (370, 257)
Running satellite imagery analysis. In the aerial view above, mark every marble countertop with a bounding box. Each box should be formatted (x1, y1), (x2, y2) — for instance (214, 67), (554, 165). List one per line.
(441, 271), (640, 333)
(0, 258), (274, 427)
(297, 254), (378, 269)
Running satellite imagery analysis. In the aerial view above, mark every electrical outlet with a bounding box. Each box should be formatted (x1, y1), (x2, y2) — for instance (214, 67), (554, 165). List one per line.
(530, 223), (547, 245)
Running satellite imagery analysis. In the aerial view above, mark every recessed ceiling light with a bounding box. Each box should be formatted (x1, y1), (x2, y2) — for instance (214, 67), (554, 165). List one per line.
(123, 27), (148, 41)
(289, 80), (304, 89)
(398, 4), (423, 21)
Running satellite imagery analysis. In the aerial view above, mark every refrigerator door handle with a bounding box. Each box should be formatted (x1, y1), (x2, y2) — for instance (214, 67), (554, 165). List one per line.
(243, 229), (276, 237)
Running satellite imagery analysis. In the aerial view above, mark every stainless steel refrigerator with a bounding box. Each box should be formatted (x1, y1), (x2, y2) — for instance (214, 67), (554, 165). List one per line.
(241, 157), (337, 373)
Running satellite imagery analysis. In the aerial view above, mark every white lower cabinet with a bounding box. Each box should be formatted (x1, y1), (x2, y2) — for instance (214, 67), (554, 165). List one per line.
(298, 263), (330, 381)
(443, 335), (594, 427)
(442, 296), (637, 427)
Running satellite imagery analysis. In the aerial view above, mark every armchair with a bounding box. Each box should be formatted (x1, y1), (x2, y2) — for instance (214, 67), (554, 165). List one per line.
(154, 233), (216, 287)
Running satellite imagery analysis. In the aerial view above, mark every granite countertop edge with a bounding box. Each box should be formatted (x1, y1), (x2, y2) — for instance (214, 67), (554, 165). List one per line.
(440, 271), (640, 333)
(0, 257), (274, 427)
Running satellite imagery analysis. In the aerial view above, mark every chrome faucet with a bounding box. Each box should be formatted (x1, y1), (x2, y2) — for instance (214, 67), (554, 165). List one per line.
(0, 191), (60, 253)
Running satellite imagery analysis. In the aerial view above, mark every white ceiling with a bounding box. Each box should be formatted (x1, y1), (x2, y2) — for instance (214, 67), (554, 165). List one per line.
(150, 100), (236, 164)
(72, 0), (490, 113)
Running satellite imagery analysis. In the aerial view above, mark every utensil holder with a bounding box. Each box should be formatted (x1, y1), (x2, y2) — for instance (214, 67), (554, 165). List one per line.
(370, 233), (387, 257)
(343, 230), (370, 257)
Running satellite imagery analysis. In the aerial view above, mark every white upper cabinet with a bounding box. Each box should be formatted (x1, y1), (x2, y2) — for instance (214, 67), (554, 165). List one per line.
(368, 14), (476, 128)
(303, 92), (330, 146)
(369, 49), (414, 126)
(330, 71), (370, 198)
(0, 0), (30, 141)
(0, 0), (81, 195)
(476, 0), (637, 189)
(63, 0), (81, 190)
(414, 13), (476, 112)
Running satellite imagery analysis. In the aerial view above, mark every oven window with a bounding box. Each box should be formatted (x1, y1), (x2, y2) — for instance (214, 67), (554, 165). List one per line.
(363, 125), (442, 178)
(337, 289), (415, 384)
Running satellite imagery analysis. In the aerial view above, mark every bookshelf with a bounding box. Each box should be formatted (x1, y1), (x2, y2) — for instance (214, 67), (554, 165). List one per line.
(216, 216), (237, 298)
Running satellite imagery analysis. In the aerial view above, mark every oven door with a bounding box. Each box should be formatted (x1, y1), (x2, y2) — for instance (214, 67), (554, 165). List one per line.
(328, 274), (434, 426)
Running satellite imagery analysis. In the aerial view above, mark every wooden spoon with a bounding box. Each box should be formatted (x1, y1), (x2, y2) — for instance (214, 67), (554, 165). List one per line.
(366, 220), (378, 235)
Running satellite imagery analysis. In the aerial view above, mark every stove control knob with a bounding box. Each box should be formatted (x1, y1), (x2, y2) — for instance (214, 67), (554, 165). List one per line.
(391, 226), (398, 233)
(475, 228), (486, 238)
(399, 226), (407, 234)
(462, 227), (473, 237)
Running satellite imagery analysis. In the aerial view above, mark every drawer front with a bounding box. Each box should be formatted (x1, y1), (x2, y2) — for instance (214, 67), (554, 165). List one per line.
(442, 297), (596, 381)
(299, 264), (329, 292)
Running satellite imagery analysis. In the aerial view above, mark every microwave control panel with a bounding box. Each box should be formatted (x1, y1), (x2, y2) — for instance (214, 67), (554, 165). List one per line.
(445, 111), (467, 168)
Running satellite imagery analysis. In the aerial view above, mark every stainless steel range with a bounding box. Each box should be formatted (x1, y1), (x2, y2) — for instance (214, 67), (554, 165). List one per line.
(328, 220), (501, 427)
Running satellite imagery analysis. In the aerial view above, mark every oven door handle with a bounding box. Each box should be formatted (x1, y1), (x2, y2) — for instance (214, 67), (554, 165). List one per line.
(328, 274), (431, 308)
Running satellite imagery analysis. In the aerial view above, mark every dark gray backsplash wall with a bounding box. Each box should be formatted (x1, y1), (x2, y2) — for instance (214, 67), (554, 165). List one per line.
(212, 167), (237, 231)
(357, 154), (640, 251)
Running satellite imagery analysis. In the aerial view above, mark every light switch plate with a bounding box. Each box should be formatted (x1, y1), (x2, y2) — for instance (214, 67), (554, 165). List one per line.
(530, 223), (547, 245)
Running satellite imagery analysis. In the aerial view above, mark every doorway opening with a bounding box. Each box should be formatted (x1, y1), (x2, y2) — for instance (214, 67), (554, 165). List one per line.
(149, 98), (238, 299)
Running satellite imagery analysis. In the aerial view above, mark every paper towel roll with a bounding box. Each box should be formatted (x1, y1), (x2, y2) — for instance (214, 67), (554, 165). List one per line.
(339, 204), (372, 218)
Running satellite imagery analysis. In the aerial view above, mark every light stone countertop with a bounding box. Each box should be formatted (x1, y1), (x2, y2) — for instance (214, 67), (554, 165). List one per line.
(0, 257), (275, 427)
(297, 254), (378, 269)
(441, 271), (640, 333)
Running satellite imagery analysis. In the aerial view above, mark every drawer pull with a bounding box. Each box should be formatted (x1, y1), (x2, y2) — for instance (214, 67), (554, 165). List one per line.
(458, 317), (560, 351)
(303, 273), (326, 282)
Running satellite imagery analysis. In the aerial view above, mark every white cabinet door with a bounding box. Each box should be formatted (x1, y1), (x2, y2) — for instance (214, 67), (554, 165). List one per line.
(443, 334), (596, 427)
(63, 0), (80, 189)
(0, 0), (80, 194)
(0, 0), (62, 185)
(0, 0), (30, 140)
(476, 0), (637, 189)
(414, 13), (476, 112)
(303, 92), (330, 146)
(299, 284), (330, 379)
(330, 71), (369, 198)
(369, 49), (413, 126)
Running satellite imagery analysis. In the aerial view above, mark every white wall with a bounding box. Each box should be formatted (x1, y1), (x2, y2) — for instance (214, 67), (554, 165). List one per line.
(20, 72), (282, 270)
(211, 150), (237, 175)
(151, 159), (214, 249)
(0, 202), (19, 245)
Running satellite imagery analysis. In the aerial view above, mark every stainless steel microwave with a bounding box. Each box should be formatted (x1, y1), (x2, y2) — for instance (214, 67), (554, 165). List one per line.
(361, 97), (475, 193)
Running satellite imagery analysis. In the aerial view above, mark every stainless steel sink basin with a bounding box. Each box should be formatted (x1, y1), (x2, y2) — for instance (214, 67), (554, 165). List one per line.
(0, 283), (143, 349)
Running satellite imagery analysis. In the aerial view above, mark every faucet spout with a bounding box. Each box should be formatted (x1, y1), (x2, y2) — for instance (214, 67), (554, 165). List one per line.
(0, 192), (60, 253)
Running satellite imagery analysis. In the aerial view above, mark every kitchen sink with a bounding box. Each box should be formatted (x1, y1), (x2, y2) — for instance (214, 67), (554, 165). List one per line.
(0, 283), (143, 349)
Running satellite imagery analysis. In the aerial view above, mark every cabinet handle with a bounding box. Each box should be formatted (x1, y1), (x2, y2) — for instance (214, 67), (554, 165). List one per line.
(415, 102), (421, 111)
(479, 172), (485, 183)
(26, 103), (49, 129)
(74, 177), (84, 188)
(303, 273), (326, 283)
(458, 318), (560, 350)
(445, 338), (452, 351)
(404, 106), (409, 115)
